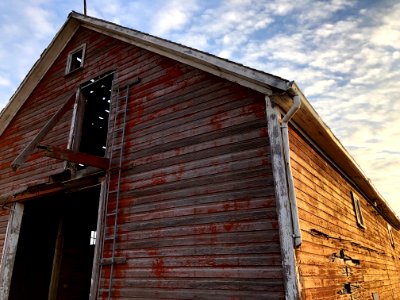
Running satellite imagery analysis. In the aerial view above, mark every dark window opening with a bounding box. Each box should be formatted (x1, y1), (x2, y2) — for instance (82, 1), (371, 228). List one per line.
(70, 50), (83, 71)
(352, 192), (365, 229)
(79, 74), (113, 159)
(66, 45), (85, 74)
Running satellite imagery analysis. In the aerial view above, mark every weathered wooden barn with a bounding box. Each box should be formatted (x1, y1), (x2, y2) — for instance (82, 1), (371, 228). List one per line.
(0, 11), (399, 299)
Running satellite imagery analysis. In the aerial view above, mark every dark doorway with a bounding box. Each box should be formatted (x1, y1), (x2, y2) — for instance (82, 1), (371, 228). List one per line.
(9, 187), (100, 300)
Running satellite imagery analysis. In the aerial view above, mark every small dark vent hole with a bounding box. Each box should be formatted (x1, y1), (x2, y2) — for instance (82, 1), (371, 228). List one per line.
(344, 283), (351, 294)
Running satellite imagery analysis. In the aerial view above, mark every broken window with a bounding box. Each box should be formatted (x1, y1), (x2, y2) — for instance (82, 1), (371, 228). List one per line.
(65, 44), (86, 74)
(352, 192), (365, 229)
(68, 72), (113, 169)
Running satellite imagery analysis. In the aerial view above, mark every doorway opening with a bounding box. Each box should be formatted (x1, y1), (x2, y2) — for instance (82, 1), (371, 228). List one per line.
(9, 187), (100, 300)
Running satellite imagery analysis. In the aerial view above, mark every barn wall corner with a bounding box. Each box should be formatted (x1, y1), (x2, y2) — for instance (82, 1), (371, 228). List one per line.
(265, 95), (301, 299)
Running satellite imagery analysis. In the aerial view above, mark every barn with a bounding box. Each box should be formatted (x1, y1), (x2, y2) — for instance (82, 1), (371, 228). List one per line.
(0, 11), (399, 299)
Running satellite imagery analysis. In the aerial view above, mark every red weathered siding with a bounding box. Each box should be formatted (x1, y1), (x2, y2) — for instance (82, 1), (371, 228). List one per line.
(290, 126), (400, 299)
(101, 44), (284, 299)
(0, 28), (285, 298)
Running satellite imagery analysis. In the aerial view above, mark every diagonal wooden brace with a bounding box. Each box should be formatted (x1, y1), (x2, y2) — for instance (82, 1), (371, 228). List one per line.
(11, 90), (77, 170)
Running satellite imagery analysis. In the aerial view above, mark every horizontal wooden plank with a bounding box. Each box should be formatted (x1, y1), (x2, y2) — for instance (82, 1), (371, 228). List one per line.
(110, 277), (284, 291)
(100, 287), (284, 300)
(38, 144), (109, 169)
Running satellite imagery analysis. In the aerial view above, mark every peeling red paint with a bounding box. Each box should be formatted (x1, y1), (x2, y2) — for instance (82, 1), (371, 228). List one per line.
(210, 114), (223, 129)
(208, 224), (217, 233)
(224, 222), (234, 232)
(151, 173), (166, 185)
(175, 166), (184, 180)
(255, 107), (265, 119)
(152, 257), (165, 277)
(147, 248), (158, 256)
(205, 256), (216, 267)
(167, 67), (183, 78)
(223, 203), (231, 210)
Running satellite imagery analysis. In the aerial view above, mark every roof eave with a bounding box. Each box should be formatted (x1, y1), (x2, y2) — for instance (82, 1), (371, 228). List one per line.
(279, 82), (400, 229)
(70, 12), (289, 94)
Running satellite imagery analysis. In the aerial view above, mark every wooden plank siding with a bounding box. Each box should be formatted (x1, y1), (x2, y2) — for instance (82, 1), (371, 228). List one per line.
(0, 28), (285, 298)
(289, 126), (400, 299)
(101, 50), (284, 299)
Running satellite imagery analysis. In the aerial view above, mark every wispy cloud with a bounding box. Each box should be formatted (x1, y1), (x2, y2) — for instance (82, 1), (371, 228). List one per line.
(370, 3), (400, 48)
(0, 0), (398, 214)
(0, 76), (11, 87)
(165, 1), (274, 59)
(151, 0), (199, 35)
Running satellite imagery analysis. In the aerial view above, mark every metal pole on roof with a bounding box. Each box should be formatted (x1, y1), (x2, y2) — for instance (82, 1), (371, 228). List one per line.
(84, 0), (87, 15)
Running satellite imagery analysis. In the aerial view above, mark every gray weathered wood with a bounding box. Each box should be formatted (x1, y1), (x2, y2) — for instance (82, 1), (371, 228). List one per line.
(48, 218), (64, 300)
(265, 95), (300, 299)
(89, 181), (107, 300)
(0, 203), (24, 299)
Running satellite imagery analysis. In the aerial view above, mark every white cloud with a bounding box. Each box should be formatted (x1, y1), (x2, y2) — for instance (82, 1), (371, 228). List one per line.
(23, 6), (54, 38)
(166, 0), (274, 60)
(265, 0), (297, 15)
(370, 3), (400, 48)
(297, 0), (356, 23)
(151, 0), (199, 36)
(0, 76), (11, 87)
(304, 79), (336, 96)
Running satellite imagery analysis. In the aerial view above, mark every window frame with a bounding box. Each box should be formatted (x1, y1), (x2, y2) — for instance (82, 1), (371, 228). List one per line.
(388, 224), (395, 247)
(351, 191), (366, 229)
(66, 72), (114, 172)
(65, 44), (86, 74)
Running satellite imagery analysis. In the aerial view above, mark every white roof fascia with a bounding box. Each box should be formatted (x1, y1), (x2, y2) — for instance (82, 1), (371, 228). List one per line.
(71, 12), (288, 94)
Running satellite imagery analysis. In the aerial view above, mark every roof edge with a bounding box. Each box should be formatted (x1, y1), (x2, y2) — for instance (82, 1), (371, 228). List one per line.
(288, 82), (400, 229)
(70, 11), (289, 93)
(0, 15), (80, 136)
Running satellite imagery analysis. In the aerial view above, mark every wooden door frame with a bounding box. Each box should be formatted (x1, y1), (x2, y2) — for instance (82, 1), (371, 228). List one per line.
(0, 202), (24, 299)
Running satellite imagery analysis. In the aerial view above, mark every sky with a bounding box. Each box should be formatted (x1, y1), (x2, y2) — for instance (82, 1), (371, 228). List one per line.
(0, 0), (399, 215)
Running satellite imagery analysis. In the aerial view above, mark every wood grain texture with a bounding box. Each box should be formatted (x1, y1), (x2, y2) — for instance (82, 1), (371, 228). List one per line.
(0, 28), (285, 299)
(265, 96), (300, 299)
(290, 126), (400, 299)
(0, 204), (22, 299)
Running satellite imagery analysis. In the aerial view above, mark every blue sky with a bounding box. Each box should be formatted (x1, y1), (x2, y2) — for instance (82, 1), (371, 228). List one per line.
(0, 0), (399, 215)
